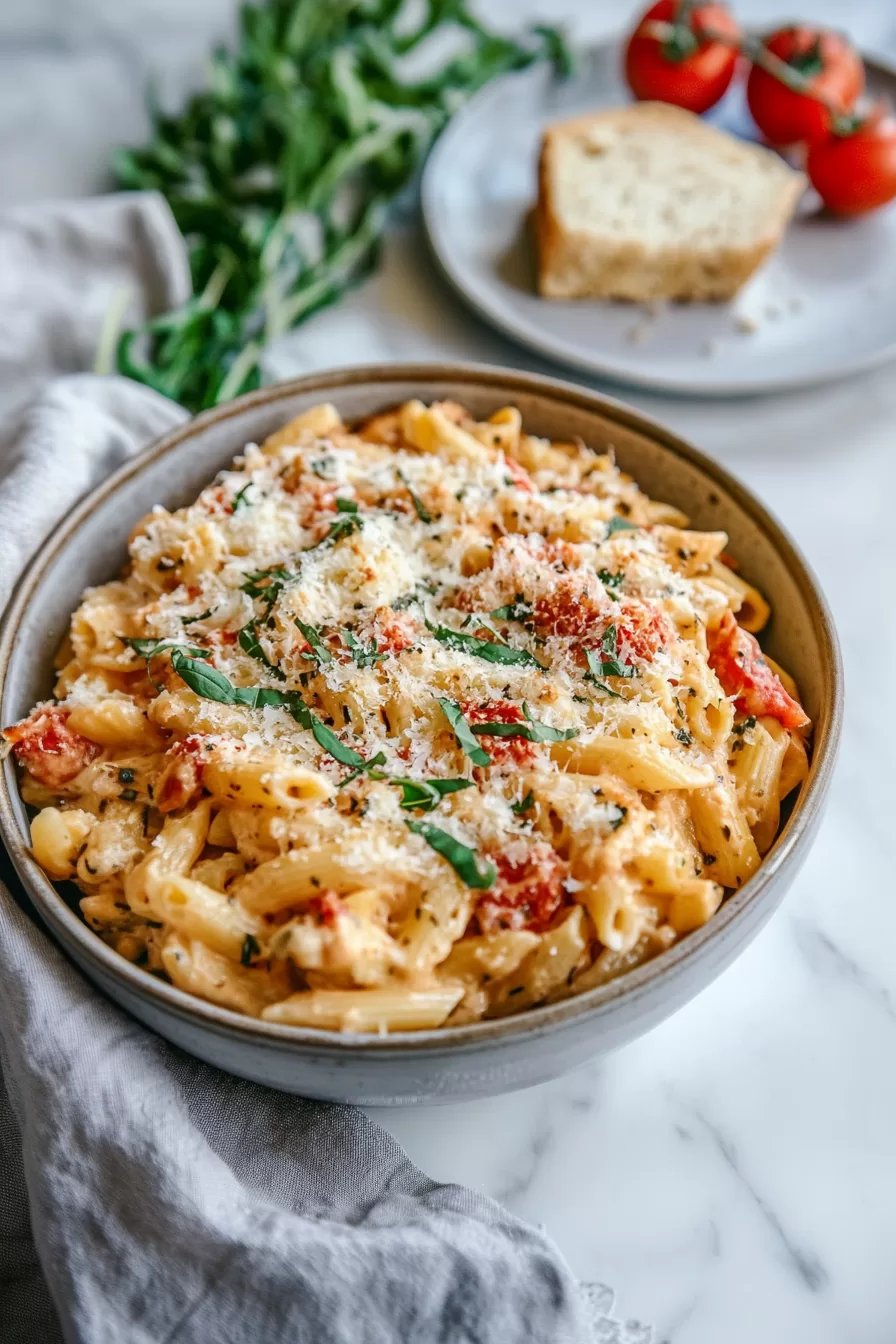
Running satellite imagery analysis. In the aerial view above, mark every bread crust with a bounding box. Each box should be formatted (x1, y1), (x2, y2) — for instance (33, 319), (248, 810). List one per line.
(535, 102), (806, 304)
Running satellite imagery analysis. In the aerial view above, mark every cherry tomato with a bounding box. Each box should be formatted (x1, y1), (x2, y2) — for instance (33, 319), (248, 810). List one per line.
(746, 26), (864, 147)
(624, 0), (741, 115)
(707, 612), (809, 731)
(807, 111), (896, 215)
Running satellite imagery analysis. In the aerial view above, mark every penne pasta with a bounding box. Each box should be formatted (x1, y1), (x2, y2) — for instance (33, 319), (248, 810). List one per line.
(6, 399), (811, 1032)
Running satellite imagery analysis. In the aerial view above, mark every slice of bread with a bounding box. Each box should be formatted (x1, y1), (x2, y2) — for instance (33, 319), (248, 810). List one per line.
(535, 102), (806, 303)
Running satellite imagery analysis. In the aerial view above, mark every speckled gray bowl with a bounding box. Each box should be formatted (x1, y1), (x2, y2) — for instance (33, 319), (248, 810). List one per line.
(0, 364), (842, 1105)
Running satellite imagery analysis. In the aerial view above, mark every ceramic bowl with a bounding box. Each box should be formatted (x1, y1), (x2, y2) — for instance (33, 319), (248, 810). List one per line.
(0, 364), (842, 1105)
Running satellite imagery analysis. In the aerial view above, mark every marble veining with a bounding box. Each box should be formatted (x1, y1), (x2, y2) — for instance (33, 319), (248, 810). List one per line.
(3, 1), (895, 1341)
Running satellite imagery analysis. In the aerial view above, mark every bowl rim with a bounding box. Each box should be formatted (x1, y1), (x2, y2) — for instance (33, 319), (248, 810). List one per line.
(0, 361), (843, 1055)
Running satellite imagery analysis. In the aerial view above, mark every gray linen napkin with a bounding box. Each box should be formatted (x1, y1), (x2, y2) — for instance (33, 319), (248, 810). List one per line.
(0, 193), (596, 1343)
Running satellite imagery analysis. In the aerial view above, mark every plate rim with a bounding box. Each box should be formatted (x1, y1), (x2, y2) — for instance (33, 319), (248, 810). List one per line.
(421, 40), (896, 398)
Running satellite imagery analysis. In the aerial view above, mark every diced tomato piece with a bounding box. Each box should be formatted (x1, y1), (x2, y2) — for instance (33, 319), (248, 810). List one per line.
(708, 611), (809, 731)
(613, 599), (671, 662)
(375, 608), (417, 655)
(205, 629), (238, 647)
(307, 889), (346, 927)
(4, 706), (101, 789)
(156, 734), (209, 813)
(461, 700), (538, 769)
(533, 575), (607, 638)
(504, 457), (535, 493)
(477, 843), (570, 933)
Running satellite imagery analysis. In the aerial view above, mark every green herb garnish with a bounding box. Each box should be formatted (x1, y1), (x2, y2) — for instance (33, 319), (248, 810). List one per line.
(608, 805), (627, 831)
(394, 778), (474, 812)
(605, 516), (639, 539)
(123, 637), (211, 661)
(231, 482), (254, 513)
(169, 649), (365, 767)
(426, 620), (543, 669)
(343, 630), (387, 669)
(437, 698), (492, 767)
(238, 621), (286, 680)
(597, 568), (624, 591)
(584, 625), (637, 681)
(182, 607), (214, 625)
(511, 790), (535, 816)
(397, 470), (432, 524)
(308, 508), (362, 550)
(111, 3), (570, 412)
(295, 619), (332, 665)
(470, 703), (578, 745)
(405, 819), (496, 890)
(241, 933), (260, 966)
(490, 596), (534, 622)
(674, 727), (694, 747)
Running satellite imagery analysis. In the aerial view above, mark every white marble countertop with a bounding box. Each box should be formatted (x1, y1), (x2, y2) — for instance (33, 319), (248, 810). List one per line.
(3, 1), (896, 1339)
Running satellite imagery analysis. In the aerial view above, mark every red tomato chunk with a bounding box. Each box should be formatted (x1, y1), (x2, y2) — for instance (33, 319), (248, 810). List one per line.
(4, 706), (100, 789)
(708, 611), (809, 731)
(460, 700), (538, 769)
(477, 843), (570, 934)
(156, 734), (208, 813)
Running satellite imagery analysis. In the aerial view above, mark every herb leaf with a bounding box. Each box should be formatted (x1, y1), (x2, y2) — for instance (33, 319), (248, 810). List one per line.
(583, 626), (638, 681)
(511, 790), (535, 816)
(231, 482), (253, 513)
(597, 568), (624, 591)
(308, 510), (362, 550)
(123, 637), (210, 661)
(169, 649), (365, 767)
(112, 7), (570, 414)
(437, 698), (492, 767)
(241, 565), (294, 604)
(405, 819), (496, 890)
(470, 703), (578, 745)
(295, 619), (332, 665)
(605, 516), (639, 539)
(397, 470), (433, 524)
(238, 622), (285, 680)
(394, 778), (474, 812)
(426, 620), (543, 669)
(343, 630), (387, 669)
(490, 597), (534, 622)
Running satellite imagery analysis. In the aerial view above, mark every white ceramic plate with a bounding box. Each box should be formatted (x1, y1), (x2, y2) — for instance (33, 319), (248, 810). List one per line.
(422, 40), (896, 396)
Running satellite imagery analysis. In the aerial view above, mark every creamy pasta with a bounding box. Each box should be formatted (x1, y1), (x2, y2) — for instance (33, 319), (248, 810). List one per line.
(4, 399), (811, 1032)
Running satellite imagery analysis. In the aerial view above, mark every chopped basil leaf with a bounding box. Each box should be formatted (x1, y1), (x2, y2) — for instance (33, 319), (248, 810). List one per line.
(343, 629), (387, 669)
(605, 516), (639, 539)
(674, 727), (694, 746)
(732, 716), (757, 735)
(231, 482), (253, 512)
(437, 698), (492, 767)
(118, 768), (134, 784)
(397, 470), (433, 524)
(182, 607), (214, 625)
(238, 621), (285, 680)
(405, 819), (496, 890)
(597, 568), (624, 591)
(490, 597), (534, 622)
(582, 655), (623, 698)
(395, 777), (474, 812)
(295, 619), (332, 665)
(169, 650), (365, 767)
(426, 620), (543, 669)
(240, 933), (260, 966)
(336, 751), (388, 788)
(582, 625), (638, 681)
(308, 509), (362, 550)
(511, 790), (535, 816)
(471, 703), (578, 744)
(240, 564), (294, 603)
(123, 637), (210, 661)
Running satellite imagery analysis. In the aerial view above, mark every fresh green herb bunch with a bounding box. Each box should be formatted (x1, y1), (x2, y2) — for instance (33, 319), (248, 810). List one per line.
(113, 0), (570, 410)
